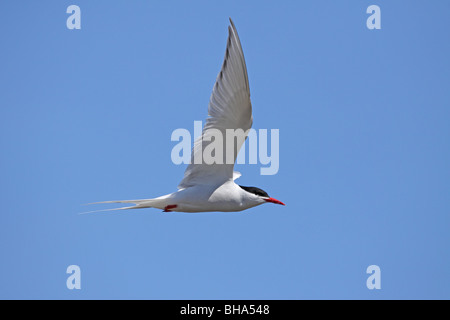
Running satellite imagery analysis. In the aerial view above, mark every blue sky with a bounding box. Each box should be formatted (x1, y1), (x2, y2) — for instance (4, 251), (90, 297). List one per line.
(1, 0), (449, 299)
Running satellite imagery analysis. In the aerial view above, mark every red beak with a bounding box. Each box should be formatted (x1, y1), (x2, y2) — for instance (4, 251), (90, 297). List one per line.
(264, 197), (285, 206)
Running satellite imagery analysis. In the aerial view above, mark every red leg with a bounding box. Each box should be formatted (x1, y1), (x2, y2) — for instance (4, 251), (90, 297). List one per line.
(163, 205), (178, 212)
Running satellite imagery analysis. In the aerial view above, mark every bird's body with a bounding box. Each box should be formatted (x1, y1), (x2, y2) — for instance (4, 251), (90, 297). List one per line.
(88, 18), (284, 214)
(100, 181), (266, 213)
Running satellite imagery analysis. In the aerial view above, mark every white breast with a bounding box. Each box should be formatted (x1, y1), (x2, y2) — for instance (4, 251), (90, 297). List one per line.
(170, 181), (262, 213)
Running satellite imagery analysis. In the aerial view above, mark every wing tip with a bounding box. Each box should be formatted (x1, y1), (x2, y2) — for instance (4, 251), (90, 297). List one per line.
(229, 17), (235, 28)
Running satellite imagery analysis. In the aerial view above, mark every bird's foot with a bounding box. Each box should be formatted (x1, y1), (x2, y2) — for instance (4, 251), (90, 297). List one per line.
(163, 205), (178, 212)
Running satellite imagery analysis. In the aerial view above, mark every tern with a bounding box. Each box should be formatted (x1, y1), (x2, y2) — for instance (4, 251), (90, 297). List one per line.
(89, 19), (285, 213)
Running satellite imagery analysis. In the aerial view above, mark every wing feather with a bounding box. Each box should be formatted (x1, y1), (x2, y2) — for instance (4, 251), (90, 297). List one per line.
(178, 19), (252, 189)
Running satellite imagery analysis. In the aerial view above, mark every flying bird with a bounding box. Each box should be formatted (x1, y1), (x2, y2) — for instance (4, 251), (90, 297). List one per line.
(89, 18), (284, 213)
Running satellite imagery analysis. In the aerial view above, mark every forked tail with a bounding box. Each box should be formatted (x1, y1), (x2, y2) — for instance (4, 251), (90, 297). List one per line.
(80, 198), (167, 214)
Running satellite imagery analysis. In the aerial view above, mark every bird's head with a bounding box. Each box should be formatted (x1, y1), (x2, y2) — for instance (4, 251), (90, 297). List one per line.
(239, 185), (285, 206)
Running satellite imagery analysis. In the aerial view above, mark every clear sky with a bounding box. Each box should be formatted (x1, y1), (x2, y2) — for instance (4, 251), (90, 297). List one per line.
(1, 0), (449, 299)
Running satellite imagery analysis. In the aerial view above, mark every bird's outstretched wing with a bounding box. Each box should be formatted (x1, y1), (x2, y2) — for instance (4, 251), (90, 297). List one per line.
(178, 18), (253, 189)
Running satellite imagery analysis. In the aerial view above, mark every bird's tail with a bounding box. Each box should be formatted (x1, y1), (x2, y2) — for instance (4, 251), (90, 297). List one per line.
(80, 197), (169, 214)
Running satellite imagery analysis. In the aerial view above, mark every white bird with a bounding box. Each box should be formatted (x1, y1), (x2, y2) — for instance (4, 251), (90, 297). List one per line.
(89, 18), (284, 213)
